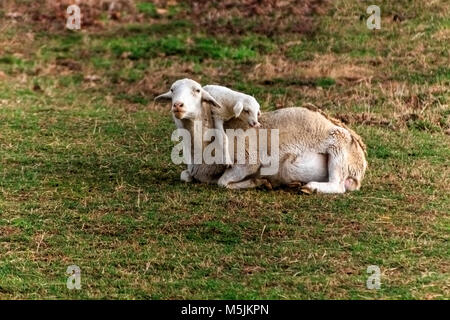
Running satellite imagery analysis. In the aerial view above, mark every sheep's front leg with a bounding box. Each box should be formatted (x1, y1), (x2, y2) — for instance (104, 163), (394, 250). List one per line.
(218, 164), (260, 189)
(214, 118), (233, 166)
(173, 115), (194, 183)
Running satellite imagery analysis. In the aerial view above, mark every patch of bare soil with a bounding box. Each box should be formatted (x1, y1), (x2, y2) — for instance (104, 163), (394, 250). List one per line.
(1, 0), (330, 34)
(0, 226), (21, 237)
(0, 0), (137, 30)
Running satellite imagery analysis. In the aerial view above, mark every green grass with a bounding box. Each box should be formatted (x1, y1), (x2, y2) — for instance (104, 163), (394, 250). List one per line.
(0, 0), (448, 299)
(136, 2), (159, 18)
(106, 34), (258, 62)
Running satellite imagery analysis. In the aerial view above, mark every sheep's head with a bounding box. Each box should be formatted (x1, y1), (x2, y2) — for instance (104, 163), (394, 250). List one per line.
(234, 97), (261, 128)
(154, 78), (222, 120)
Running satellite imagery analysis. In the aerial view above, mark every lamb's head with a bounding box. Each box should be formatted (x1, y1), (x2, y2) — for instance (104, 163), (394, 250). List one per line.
(154, 78), (222, 120)
(234, 96), (261, 128)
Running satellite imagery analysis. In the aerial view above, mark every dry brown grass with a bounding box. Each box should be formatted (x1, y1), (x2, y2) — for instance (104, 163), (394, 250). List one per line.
(251, 54), (374, 83)
(191, 0), (330, 35)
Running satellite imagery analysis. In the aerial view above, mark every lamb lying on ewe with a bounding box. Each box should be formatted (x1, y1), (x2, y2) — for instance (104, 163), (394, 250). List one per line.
(203, 85), (261, 165)
(155, 78), (368, 194)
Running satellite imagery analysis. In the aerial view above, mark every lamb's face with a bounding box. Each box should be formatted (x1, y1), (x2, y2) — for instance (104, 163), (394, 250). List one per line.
(240, 98), (261, 128)
(154, 78), (222, 120)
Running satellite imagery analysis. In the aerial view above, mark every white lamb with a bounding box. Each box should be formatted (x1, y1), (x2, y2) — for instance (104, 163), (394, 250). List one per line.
(202, 85), (261, 165)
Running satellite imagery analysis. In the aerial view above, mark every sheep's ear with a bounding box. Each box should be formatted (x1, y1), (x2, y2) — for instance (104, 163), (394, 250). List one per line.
(201, 89), (222, 108)
(154, 91), (172, 102)
(233, 101), (243, 117)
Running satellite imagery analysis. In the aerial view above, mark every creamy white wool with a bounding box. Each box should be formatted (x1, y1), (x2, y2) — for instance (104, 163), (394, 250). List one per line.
(202, 85), (261, 165)
(155, 79), (368, 194)
(203, 85), (260, 125)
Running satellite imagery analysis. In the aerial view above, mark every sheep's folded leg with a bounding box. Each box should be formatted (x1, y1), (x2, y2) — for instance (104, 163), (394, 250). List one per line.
(180, 169), (193, 182)
(218, 164), (260, 189)
(302, 181), (345, 194)
(301, 127), (351, 194)
(227, 178), (272, 190)
(302, 150), (347, 194)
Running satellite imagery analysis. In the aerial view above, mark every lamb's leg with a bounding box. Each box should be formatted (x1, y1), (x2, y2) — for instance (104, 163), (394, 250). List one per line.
(223, 133), (233, 166)
(214, 118), (233, 166)
(217, 164), (260, 189)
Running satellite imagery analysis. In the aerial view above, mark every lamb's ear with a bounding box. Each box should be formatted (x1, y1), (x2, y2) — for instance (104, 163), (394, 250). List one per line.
(154, 91), (172, 102)
(233, 101), (243, 117)
(201, 89), (222, 108)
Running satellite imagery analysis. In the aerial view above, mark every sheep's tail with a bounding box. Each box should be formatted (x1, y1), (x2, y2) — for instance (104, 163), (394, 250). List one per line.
(302, 103), (367, 155)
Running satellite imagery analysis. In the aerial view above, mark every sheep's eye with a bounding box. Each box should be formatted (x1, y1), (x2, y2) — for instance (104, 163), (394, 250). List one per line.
(195, 89), (201, 93)
(170, 88), (174, 92)
(244, 110), (250, 113)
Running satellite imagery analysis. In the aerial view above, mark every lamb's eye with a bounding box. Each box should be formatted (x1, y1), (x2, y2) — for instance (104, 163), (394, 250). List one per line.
(170, 88), (174, 92)
(244, 110), (250, 113)
(195, 88), (201, 93)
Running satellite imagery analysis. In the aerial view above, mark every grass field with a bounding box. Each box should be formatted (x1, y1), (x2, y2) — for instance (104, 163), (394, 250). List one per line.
(0, 0), (448, 299)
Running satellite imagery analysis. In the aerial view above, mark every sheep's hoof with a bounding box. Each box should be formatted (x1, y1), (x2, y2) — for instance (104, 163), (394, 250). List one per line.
(257, 178), (273, 190)
(300, 186), (314, 194)
(217, 179), (229, 189)
(223, 183), (237, 189)
(224, 155), (233, 167)
(287, 181), (303, 188)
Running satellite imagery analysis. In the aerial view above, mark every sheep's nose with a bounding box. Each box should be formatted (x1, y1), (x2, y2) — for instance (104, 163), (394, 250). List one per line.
(173, 102), (184, 111)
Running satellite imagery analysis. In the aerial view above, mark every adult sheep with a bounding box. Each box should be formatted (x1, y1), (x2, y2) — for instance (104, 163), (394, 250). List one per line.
(154, 79), (368, 194)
